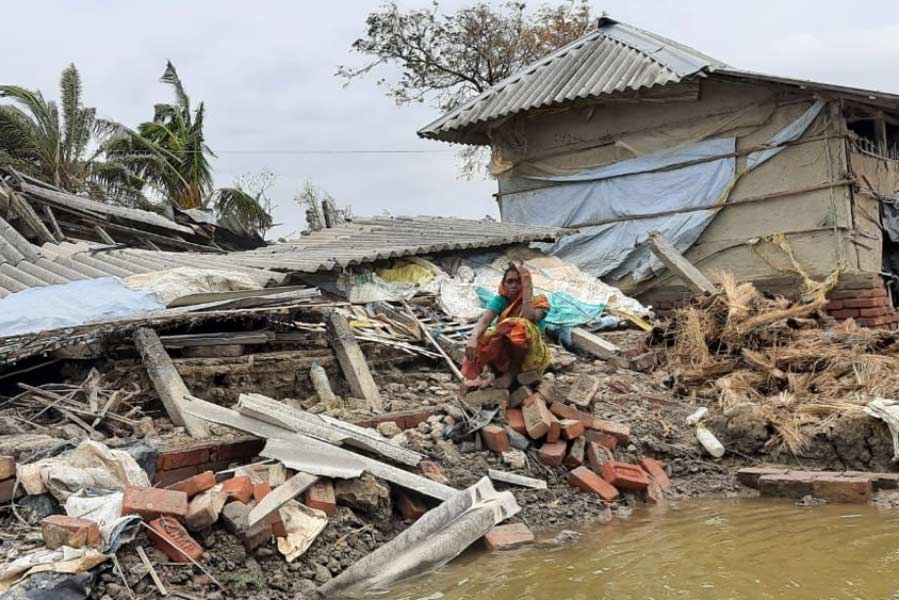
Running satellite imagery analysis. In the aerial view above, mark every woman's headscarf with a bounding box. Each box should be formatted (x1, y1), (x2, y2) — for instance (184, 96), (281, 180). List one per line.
(497, 265), (550, 322)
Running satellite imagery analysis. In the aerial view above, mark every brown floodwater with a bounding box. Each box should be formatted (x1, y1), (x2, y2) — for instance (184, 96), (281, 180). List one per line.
(379, 498), (899, 600)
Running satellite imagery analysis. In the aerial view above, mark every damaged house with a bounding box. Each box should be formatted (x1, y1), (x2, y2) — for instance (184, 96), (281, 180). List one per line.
(419, 17), (899, 327)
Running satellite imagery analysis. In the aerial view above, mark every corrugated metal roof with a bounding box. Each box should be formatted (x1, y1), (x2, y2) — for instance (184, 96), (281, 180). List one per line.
(0, 216), (568, 298)
(418, 17), (728, 144)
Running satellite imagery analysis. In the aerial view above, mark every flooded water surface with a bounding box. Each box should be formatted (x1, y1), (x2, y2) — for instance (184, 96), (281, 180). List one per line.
(381, 498), (899, 600)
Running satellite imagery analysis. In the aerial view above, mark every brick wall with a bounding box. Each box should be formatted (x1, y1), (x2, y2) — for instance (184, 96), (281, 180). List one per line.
(825, 279), (899, 330)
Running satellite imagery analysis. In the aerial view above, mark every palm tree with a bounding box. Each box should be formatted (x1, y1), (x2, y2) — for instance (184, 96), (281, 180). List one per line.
(102, 62), (271, 232)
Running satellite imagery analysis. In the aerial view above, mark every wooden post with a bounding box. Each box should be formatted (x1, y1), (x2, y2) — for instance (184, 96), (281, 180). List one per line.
(570, 328), (621, 360)
(94, 225), (116, 245)
(648, 231), (716, 295)
(133, 328), (209, 438)
(43, 205), (65, 241)
(325, 310), (383, 412)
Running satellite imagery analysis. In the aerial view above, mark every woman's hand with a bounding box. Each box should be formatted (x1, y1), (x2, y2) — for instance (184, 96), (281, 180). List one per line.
(465, 336), (478, 362)
(518, 266), (533, 295)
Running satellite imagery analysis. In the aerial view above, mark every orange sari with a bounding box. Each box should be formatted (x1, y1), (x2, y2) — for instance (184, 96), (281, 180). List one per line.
(461, 275), (552, 380)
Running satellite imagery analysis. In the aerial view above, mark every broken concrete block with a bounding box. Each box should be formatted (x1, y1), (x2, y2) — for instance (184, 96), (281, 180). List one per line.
(463, 388), (509, 408)
(517, 370), (542, 387)
(568, 466), (619, 501)
(147, 517), (204, 563)
(396, 492), (428, 520)
(522, 397), (552, 439)
(559, 419), (585, 440)
(419, 460), (450, 484)
(811, 476), (872, 504)
(185, 485), (227, 532)
(221, 476), (254, 504)
(536, 380), (559, 404)
(483, 523), (534, 550)
(221, 500), (273, 550)
(122, 486), (188, 521)
(509, 386), (532, 408)
(41, 515), (101, 549)
(564, 436), (586, 469)
(600, 462), (651, 491)
(166, 471), (215, 499)
(537, 441), (567, 466)
(502, 449), (527, 469)
(549, 402), (593, 427)
(0, 456), (15, 480)
(376, 421), (402, 438)
(505, 408), (527, 435)
(567, 376), (599, 409)
(481, 425), (510, 453)
(586, 441), (613, 473)
(335, 476), (392, 517)
(639, 458), (671, 491)
(304, 479), (337, 516)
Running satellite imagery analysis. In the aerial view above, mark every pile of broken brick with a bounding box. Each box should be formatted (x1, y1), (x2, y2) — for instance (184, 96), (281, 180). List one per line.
(467, 370), (672, 507)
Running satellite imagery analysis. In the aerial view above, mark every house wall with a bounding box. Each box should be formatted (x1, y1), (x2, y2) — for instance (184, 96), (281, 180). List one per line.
(491, 78), (859, 306)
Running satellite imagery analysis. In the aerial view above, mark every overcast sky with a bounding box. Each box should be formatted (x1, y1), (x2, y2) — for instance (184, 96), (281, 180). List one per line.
(3, 1), (899, 238)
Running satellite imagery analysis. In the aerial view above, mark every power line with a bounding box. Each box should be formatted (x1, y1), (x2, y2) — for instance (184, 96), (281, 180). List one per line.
(213, 149), (455, 155)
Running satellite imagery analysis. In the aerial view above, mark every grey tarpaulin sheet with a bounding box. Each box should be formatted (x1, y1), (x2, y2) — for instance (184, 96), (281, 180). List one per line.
(499, 100), (827, 283)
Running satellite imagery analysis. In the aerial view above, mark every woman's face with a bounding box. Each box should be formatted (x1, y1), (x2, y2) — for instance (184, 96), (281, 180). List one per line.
(503, 270), (521, 299)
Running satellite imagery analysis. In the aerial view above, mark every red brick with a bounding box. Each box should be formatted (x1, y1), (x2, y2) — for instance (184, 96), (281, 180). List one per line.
(842, 297), (890, 309)
(419, 460), (449, 484)
(122, 486), (188, 521)
(147, 517), (204, 563)
(559, 419), (585, 440)
(481, 424), (511, 453)
(166, 471), (215, 499)
(41, 515), (101, 549)
(522, 396), (553, 439)
(253, 481), (272, 502)
(545, 413), (561, 444)
(0, 478), (21, 504)
(600, 462), (651, 490)
(591, 419), (630, 444)
(860, 307), (889, 318)
(830, 309), (860, 319)
(268, 510), (287, 538)
(212, 438), (265, 462)
(536, 380), (559, 404)
(353, 407), (442, 430)
(537, 441), (567, 466)
(585, 430), (618, 450)
(0, 456), (14, 480)
(639, 458), (671, 491)
(608, 378), (631, 394)
(586, 441), (613, 473)
(483, 523), (534, 550)
(396, 492), (428, 520)
(505, 408), (527, 435)
(757, 472), (815, 498)
(521, 393), (544, 408)
(304, 480), (337, 515)
(644, 481), (664, 505)
(564, 436), (586, 468)
(811, 475), (872, 504)
(549, 402), (593, 428)
(824, 301), (844, 311)
(831, 287), (887, 299)
(221, 477), (254, 504)
(568, 466), (620, 501)
(156, 447), (210, 472)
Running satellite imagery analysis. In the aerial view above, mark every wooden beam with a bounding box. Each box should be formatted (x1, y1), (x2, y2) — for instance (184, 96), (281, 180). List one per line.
(247, 472), (318, 529)
(570, 328), (621, 360)
(10, 193), (56, 244)
(648, 231), (716, 295)
(325, 310), (383, 412)
(133, 327), (209, 438)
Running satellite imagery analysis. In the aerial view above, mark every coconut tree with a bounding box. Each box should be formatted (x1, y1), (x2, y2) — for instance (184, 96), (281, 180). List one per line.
(102, 62), (271, 230)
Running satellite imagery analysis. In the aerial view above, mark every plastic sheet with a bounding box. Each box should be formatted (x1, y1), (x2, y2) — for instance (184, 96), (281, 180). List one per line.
(0, 278), (163, 337)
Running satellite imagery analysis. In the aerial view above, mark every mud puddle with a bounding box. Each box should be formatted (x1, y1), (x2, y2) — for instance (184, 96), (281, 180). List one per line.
(381, 498), (899, 600)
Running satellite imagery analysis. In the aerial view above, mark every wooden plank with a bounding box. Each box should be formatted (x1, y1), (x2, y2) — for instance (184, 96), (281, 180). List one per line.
(133, 328), (209, 438)
(247, 471), (318, 529)
(487, 469), (547, 490)
(136, 545), (168, 596)
(43, 205), (65, 241)
(570, 328), (620, 360)
(325, 310), (383, 412)
(94, 225), (116, 245)
(648, 231), (715, 295)
(10, 192), (56, 244)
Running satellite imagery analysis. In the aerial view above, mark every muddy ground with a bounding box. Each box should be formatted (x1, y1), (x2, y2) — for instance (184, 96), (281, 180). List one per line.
(2, 330), (894, 600)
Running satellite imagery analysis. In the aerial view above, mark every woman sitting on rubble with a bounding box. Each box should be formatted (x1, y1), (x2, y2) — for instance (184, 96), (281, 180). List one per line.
(462, 264), (552, 389)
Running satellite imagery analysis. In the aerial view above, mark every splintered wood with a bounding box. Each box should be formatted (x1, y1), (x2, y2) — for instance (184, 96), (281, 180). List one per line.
(325, 311), (383, 412)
